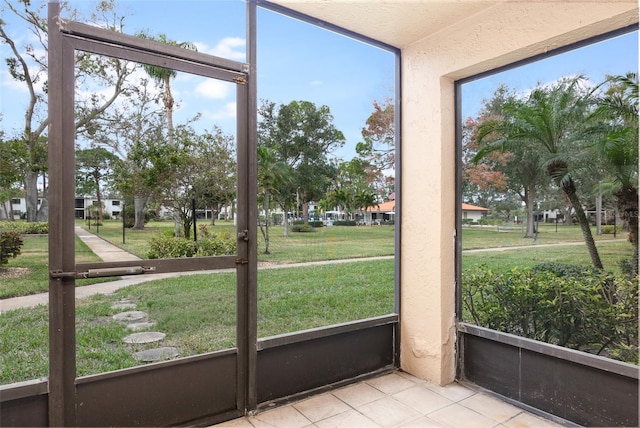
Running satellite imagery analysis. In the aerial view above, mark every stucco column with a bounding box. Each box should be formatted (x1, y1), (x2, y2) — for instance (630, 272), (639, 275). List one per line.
(400, 54), (457, 385)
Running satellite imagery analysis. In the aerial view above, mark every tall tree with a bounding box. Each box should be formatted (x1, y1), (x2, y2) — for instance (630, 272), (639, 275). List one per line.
(258, 100), (345, 228)
(190, 127), (237, 228)
(593, 73), (639, 276)
(330, 158), (378, 222)
(75, 147), (121, 221)
(136, 32), (197, 235)
(476, 76), (603, 269)
(137, 32), (196, 146)
(90, 79), (167, 229)
(357, 98), (395, 172)
(0, 135), (23, 220)
(0, 0), (136, 221)
(257, 145), (291, 253)
(467, 86), (548, 237)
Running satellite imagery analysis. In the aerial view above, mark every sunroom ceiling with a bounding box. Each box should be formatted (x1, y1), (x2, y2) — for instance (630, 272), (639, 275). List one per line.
(265, 1), (638, 50)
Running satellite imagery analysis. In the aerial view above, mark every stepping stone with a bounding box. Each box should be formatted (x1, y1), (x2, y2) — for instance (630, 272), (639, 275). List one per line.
(123, 331), (165, 344)
(112, 311), (147, 322)
(127, 321), (156, 331)
(111, 303), (137, 311)
(133, 347), (179, 362)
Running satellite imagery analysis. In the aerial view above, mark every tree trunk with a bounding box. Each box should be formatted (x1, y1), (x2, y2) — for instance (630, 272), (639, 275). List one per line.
(563, 206), (572, 225)
(263, 192), (270, 254)
(36, 173), (48, 221)
(564, 179), (603, 269)
(283, 204), (290, 237)
(302, 201), (309, 224)
(25, 171), (39, 222)
(96, 180), (103, 222)
(174, 211), (181, 237)
(182, 215), (192, 240)
(595, 194), (602, 235)
(524, 188), (535, 238)
(133, 195), (147, 229)
(0, 201), (9, 220)
(616, 186), (639, 277)
(36, 193), (48, 222)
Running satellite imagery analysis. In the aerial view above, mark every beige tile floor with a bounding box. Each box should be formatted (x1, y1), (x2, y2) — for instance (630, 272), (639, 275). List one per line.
(211, 371), (569, 428)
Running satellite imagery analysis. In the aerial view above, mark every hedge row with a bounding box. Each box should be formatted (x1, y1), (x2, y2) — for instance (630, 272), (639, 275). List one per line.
(147, 231), (237, 259)
(462, 263), (638, 364)
(0, 221), (48, 234)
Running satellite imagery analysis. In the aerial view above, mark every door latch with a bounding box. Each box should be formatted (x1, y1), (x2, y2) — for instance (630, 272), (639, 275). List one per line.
(237, 229), (249, 242)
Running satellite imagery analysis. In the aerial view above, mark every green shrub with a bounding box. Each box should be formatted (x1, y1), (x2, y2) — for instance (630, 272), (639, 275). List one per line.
(462, 264), (638, 364)
(147, 235), (197, 259)
(291, 224), (315, 233)
(309, 220), (324, 228)
(148, 227), (237, 258)
(0, 231), (23, 266)
(600, 225), (617, 234)
(195, 232), (237, 256)
(121, 203), (152, 228)
(477, 218), (502, 226)
(333, 220), (357, 226)
(531, 262), (591, 278)
(618, 257), (635, 280)
(0, 221), (48, 234)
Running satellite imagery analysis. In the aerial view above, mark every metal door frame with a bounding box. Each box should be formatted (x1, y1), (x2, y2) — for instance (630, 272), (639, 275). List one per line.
(47, 1), (257, 424)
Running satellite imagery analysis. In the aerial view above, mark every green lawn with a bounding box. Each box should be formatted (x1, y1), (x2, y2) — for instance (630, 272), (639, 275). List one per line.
(1, 219), (635, 385)
(0, 259), (394, 384)
(2, 221), (631, 299)
(0, 235), (113, 299)
(461, 223), (624, 249)
(83, 219), (395, 263)
(463, 240), (632, 274)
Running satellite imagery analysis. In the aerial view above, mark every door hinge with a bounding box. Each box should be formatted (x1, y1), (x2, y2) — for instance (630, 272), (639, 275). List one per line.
(235, 258), (249, 265)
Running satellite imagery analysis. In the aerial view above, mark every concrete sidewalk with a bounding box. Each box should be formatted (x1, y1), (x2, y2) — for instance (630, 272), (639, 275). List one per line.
(2, 227), (393, 313)
(2, 227), (154, 312)
(74, 226), (141, 262)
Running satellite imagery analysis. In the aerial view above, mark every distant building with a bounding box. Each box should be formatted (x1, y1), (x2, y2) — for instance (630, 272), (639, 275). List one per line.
(461, 203), (488, 222)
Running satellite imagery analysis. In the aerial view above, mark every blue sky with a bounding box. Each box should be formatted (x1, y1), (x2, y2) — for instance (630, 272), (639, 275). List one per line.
(1, 0), (395, 162)
(461, 31), (638, 119)
(0, 1), (637, 163)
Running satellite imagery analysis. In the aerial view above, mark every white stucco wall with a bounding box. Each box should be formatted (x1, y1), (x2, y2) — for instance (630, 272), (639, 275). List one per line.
(400, 5), (637, 385)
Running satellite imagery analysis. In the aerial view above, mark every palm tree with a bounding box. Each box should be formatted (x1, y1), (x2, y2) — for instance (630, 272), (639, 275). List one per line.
(354, 189), (377, 225)
(137, 33), (196, 235)
(476, 76), (603, 269)
(257, 146), (291, 253)
(593, 73), (638, 276)
(137, 33), (196, 145)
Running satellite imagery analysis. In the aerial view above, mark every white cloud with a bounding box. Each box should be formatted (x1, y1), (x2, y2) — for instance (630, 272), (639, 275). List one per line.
(0, 70), (29, 92)
(194, 79), (231, 99)
(310, 80), (323, 86)
(194, 37), (245, 61)
(206, 102), (236, 121)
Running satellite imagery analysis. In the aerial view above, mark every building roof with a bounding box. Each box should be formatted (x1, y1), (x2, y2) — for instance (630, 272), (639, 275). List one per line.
(366, 201), (395, 212)
(462, 203), (489, 212)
